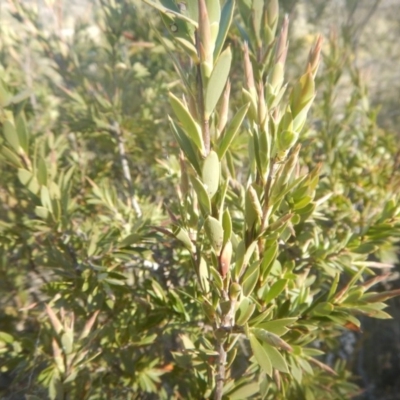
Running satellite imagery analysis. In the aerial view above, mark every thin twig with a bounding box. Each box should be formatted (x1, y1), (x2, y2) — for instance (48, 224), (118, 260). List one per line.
(109, 121), (142, 218)
(214, 294), (236, 400)
(214, 342), (227, 400)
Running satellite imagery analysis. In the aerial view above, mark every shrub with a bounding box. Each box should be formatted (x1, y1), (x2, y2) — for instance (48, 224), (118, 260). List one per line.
(0, 1), (399, 399)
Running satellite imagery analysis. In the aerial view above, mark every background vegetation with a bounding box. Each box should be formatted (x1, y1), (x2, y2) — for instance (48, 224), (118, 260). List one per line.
(0, 0), (399, 399)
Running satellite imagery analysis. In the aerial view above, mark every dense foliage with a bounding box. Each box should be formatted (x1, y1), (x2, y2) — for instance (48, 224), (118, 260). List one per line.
(1, 1), (399, 399)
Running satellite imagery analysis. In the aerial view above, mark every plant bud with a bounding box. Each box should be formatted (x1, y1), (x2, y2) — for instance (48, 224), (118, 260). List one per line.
(252, 328), (293, 351)
(290, 71), (315, 117)
(275, 15), (289, 66)
(198, 0), (213, 74)
(243, 42), (255, 93)
(266, 0), (279, 30)
(219, 240), (232, 277)
(229, 282), (242, 300)
(307, 35), (323, 78)
(217, 80), (231, 136)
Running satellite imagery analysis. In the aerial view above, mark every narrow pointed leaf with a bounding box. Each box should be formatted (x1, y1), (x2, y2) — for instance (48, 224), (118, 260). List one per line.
(1, 146), (23, 167)
(173, 226), (196, 252)
(205, 47), (232, 118)
(204, 216), (224, 253)
(256, 318), (297, 336)
(169, 118), (201, 173)
(214, 0), (234, 60)
(249, 334), (272, 376)
(217, 103), (249, 159)
(199, 257), (210, 292)
(263, 343), (289, 373)
(15, 113), (29, 153)
(190, 175), (212, 215)
(252, 328), (293, 352)
(222, 209), (232, 244)
(202, 150), (220, 198)
(264, 279), (288, 304)
(143, 0), (198, 26)
(169, 93), (204, 153)
(3, 120), (20, 152)
(236, 297), (256, 326)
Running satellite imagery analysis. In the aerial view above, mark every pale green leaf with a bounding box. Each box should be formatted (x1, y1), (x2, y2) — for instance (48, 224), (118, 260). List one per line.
(3, 120), (19, 152)
(214, 0), (235, 60)
(205, 47), (232, 118)
(249, 334), (272, 376)
(169, 93), (204, 153)
(217, 103), (249, 159)
(263, 343), (289, 373)
(202, 150), (220, 198)
(264, 279), (288, 304)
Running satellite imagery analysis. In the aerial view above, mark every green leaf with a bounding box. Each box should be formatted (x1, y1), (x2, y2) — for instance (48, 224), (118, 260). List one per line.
(143, 0), (198, 27)
(119, 233), (141, 247)
(222, 209), (232, 244)
(205, 47), (232, 118)
(0, 332), (14, 344)
(185, 0), (199, 22)
(10, 88), (32, 105)
(61, 331), (74, 355)
(227, 382), (259, 400)
(214, 0), (235, 61)
(290, 358), (303, 383)
(175, 37), (199, 62)
(41, 186), (53, 213)
(245, 186), (260, 227)
(1, 146), (23, 167)
(293, 195), (312, 210)
(15, 113), (29, 153)
(35, 206), (50, 220)
(209, 265), (223, 290)
(249, 307), (274, 326)
(235, 240), (257, 280)
(202, 150), (220, 198)
(190, 175), (212, 215)
(217, 177), (229, 217)
(260, 241), (278, 279)
(169, 93), (204, 153)
(242, 262), (260, 297)
(249, 334), (272, 376)
(37, 157), (48, 186)
(204, 216), (224, 253)
(312, 302), (334, 316)
(198, 257), (210, 292)
(104, 278), (126, 286)
(0, 80), (12, 107)
(256, 318), (297, 336)
(173, 225), (196, 252)
(251, 328), (293, 351)
(169, 118), (201, 174)
(263, 343), (289, 373)
(206, 0), (221, 43)
(151, 280), (166, 301)
(236, 297), (256, 326)
(3, 120), (20, 152)
(18, 168), (40, 194)
(170, 290), (188, 320)
(252, 0), (264, 43)
(264, 279), (288, 303)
